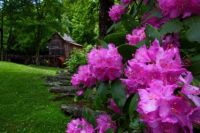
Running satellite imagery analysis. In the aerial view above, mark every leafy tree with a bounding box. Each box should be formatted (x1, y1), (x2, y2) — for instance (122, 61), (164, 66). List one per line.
(63, 0), (99, 44)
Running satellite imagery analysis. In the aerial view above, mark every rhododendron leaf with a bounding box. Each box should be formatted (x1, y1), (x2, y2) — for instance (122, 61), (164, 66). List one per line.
(160, 19), (183, 35)
(129, 118), (140, 130)
(83, 108), (96, 126)
(184, 16), (200, 43)
(97, 39), (108, 48)
(191, 54), (200, 63)
(129, 3), (137, 16)
(111, 80), (126, 108)
(94, 82), (109, 108)
(145, 24), (161, 42)
(141, 0), (157, 13)
(121, 14), (138, 32)
(189, 62), (200, 76)
(194, 75), (200, 81)
(104, 32), (126, 46)
(128, 94), (138, 119)
(118, 44), (137, 62)
(189, 54), (200, 77)
(106, 128), (114, 133)
(107, 23), (118, 34)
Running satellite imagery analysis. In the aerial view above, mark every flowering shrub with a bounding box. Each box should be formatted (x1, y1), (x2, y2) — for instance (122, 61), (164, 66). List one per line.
(96, 114), (117, 133)
(71, 64), (97, 96)
(88, 44), (123, 81)
(109, 4), (126, 22)
(126, 27), (146, 46)
(66, 0), (200, 132)
(66, 118), (94, 133)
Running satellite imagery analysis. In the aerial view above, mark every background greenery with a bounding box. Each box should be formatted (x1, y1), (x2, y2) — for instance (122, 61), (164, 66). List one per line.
(0, 0), (99, 61)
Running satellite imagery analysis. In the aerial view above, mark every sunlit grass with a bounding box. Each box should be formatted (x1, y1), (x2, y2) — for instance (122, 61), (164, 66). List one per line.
(0, 61), (69, 133)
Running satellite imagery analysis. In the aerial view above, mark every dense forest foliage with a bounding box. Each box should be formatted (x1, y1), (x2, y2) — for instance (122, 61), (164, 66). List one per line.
(0, 0), (102, 64)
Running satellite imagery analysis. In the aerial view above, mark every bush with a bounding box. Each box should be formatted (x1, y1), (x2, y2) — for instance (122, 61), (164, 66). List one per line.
(66, 44), (93, 74)
(67, 0), (200, 132)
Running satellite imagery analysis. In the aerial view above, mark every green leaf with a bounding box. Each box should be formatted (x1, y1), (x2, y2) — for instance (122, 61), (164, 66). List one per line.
(106, 128), (114, 133)
(104, 32), (126, 46)
(121, 14), (138, 32)
(117, 128), (124, 133)
(190, 54), (200, 63)
(129, 118), (140, 130)
(118, 44), (137, 62)
(97, 39), (108, 48)
(145, 24), (161, 42)
(107, 23), (118, 34)
(160, 19), (183, 35)
(83, 108), (96, 126)
(184, 16), (200, 43)
(189, 54), (200, 78)
(129, 94), (139, 119)
(94, 82), (109, 108)
(111, 80), (127, 108)
(189, 62), (200, 76)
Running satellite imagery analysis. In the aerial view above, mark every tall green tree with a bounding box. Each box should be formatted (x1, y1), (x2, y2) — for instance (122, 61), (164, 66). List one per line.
(63, 0), (99, 44)
(1, 0), (66, 64)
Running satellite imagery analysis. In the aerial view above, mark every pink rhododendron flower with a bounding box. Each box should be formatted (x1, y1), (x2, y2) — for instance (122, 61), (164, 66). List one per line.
(138, 80), (200, 132)
(138, 80), (176, 114)
(162, 33), (180, 49)
(96, 114), (117, 133)
(71, 65), (97, 95)
(108, 98), (121, 113)
(189, 107), (200, 126)
(126, 27), (146, 46)
(109, 4), (126, 22)
(142, 12), (169, 28)
(158, 0), (190, 18)
(179, 72), (200, 106)
(122, 39), (185, 94)
(157, 0), (200, 18)
(190, 0), (200, 15)
(121, 0), (132, 4)
(88, 44), (123, 81)
(66, 118), (94, 133)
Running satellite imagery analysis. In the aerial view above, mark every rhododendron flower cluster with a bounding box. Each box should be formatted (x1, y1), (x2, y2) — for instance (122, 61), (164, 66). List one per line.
(123, 39), (185, 94)
(71, 65), (96, 95)
(157, 0), (200, 18)
(88, 44), (123, 81)
(126, 27), (146, 46)
(137, 80), (200, 132)
(66, 118), (94, 133)
(66, 114), (116, 133)
(109, 4), (126, 22)
(71, 44), (122, 95)
(96, 114), (117, 133)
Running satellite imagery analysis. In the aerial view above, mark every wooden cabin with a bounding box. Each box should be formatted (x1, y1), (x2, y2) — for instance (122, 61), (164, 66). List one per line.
(47, 33), (82, 67)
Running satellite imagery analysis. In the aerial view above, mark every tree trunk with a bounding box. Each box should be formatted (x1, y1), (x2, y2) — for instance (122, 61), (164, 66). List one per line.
(99, 0), (114, 39)
(0, 9), (3, 61)
(35, 0), (42, 65)
(0, 28), (3, 61)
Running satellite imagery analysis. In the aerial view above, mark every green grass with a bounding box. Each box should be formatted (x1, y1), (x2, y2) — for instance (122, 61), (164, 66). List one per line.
(0, 61), (69, 133)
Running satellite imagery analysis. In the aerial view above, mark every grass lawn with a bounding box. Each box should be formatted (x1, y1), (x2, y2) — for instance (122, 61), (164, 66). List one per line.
(0, 61), (69, 133)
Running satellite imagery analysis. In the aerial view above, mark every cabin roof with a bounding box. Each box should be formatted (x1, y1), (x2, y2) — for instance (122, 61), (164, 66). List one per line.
(48, 32), (82, 47)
